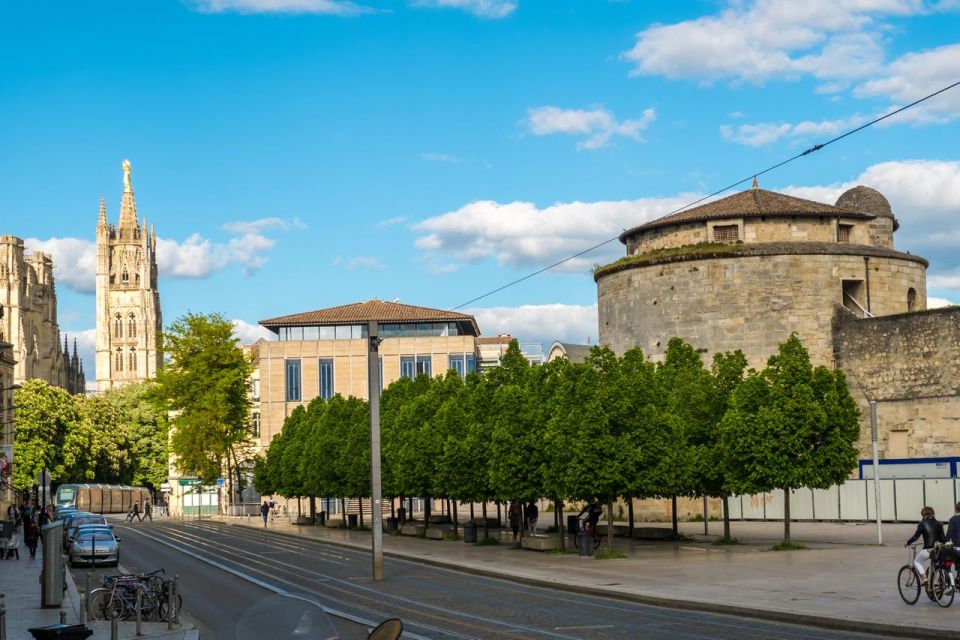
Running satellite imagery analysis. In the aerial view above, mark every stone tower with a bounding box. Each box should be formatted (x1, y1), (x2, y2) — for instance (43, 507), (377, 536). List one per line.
(95, 160), (162, 392)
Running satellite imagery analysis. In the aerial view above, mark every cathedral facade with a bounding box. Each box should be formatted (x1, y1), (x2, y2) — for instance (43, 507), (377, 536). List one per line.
(0, 236), (85, 394)
(95, 160), (162, 392)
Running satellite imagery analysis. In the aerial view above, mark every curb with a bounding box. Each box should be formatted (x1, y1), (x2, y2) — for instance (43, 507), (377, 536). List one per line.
(215, 518), (958, 640)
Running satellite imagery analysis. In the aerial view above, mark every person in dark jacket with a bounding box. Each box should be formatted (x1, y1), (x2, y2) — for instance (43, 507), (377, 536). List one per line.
(23, 515), (40, 558)
(906, 506), (946, 582)
(946, 503), (960, 547)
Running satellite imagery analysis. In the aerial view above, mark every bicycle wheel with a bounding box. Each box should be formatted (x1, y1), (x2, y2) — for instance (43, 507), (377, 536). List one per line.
(934, 568), (954, 608)
(898, 565), (920, 604)
(158, 594), (183, 621)
(87, 588), (111, 620)
(593, 533), (601, 549)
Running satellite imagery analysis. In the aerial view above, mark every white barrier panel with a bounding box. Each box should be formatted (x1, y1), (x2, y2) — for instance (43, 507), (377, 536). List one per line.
(895, 479), (924, 521)
(840, 481), (868, 520)
(790, 488), (815, 520)
(742, 494), (766, 519)
(925, 479), (956, 520)
(726, 495), (743, 520)
(766, 490), (784, 520)
(813, 486), (840, 520)
(864, 479), (896, 520)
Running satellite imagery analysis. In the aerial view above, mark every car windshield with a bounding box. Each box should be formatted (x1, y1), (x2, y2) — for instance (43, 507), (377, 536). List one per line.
(76, 531), (115, 543)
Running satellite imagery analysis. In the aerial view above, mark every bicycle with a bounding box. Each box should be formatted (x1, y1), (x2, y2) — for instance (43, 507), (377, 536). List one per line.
(88, 569), (182, 621)
(578, 518), (602, 550)
(899, 543), (955, 607)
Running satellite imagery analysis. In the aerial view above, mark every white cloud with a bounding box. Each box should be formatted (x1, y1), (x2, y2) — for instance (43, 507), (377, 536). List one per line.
(469, 303), (598, 345)
(720, 113), (868, 146)
(232, 319), (276, 345)
(622, 0), (931, 85)
(410, 0), (517, 18)
(24, 237), (98, 294)
(413, 195), (699, 271)
(346, 256), (386, 270)
(191, 0), (371, 15)
(221, 217), (305, 234)
(528, 106), (656, 150)
(421, 152), (460, 163)
(928, 296), (958, 308)
(377, 216), (408, 227)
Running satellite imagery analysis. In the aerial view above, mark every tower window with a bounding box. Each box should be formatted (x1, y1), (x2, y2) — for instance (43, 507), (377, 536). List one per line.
(251, 411), (261, 438)
(713, 225), (739, 242)
(128, 313), (137, 338)
(114, 314), (123, 339)
(121, 271), (129, 284)
(115, 348), (124, 372)
(837, 224), (853, 243)
(907, 288), (917, 312)
(129, 348), (137, 372)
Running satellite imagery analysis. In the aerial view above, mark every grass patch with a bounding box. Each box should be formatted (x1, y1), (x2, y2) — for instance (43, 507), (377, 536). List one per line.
(476, 537), (500, 546)
(593, 242), (743, 279)
(594, 549), (627, 560)
(713, 537), (740, 546)
(771, 541), (807, 551)
(443, 531), (460, 541)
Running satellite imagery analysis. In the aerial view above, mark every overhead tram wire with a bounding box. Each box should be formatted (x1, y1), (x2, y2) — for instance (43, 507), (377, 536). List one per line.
(449, 79), (960, 312)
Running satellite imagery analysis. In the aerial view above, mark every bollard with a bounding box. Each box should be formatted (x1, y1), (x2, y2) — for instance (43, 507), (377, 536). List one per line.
(1, 592), (7, 640)
(173, 575), (180, 625)
(136, 588), (143, 636)
(167, 577), (174, 630)
(59, 609), (66, 624)
(110, 614), (118, 640)
(79, 590), (85, 624)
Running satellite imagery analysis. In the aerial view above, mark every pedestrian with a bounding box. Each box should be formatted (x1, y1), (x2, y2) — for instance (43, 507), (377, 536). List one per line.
(526, 500), (539, 536)
(131, 502), (141, 522)
(144, 500), (153, 522)
(906, 506), (946, 583)
(260, 501), (270, 527)
(23, 515), (40, 559)
(508, 501), (523, 540)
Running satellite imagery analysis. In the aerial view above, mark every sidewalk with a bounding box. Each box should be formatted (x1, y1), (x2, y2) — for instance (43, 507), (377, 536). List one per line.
(218, 515), (957, 639)
(0, 536), (196, 640)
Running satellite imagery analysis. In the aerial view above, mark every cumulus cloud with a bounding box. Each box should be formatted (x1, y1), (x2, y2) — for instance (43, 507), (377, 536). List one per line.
(377, 216), (408, 227)
(410, 0), (517, 18)
(191, 0), (371, 15)
(413, 195), (699, 271)
(928, 296), (958, 308)
(720, 113), (868, 146)
(528, 106), (656, 150)
(469, 303), (599, 345)
(232, 319), (276, 345)
(24, 237), (98, 294)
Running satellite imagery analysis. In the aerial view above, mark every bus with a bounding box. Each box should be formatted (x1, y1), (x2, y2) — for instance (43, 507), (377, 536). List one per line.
(55, 484), (151, 515)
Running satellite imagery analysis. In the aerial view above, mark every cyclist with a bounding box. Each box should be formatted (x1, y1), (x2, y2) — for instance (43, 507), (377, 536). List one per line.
(906, 506), (946, 583)
(578, 503), (603, 543)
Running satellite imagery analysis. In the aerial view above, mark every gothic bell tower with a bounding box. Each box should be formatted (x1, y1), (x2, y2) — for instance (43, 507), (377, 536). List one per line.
(95, 160), (162, 392)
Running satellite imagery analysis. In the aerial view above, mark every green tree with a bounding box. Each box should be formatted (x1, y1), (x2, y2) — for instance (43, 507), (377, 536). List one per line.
(11, 380), (78, 490)
(720, 334), (860, 542)
(101, 381), (169, 488)
(150, 312), (254, 498)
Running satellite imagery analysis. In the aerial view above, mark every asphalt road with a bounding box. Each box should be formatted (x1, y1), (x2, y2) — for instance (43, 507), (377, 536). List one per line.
(82, 519), (889, 640)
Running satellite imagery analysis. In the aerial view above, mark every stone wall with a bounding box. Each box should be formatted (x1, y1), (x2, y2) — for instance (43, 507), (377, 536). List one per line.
(833, 307), (960, 458)
(597, 246), (927, 369)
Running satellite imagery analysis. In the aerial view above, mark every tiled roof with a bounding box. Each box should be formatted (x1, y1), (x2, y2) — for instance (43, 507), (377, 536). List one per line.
(476, 336), (513, 345)
(620, 188), (872, 242)
(260, 299), (479, 334)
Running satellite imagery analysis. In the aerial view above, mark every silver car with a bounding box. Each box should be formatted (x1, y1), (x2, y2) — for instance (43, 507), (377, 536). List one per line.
(68, 526), (120, 567)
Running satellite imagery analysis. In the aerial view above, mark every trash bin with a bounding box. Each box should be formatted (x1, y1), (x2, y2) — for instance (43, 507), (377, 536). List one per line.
(397, 507), (406, 525)
(576, 532), (594, 557)
(27, 624), (94, 640)
(463, 523), (478, 543)
(347, 514), (358, 529)
(316, 511), (326, 526)
(386, 517), (398, 533)
(566, 515), (579, 534)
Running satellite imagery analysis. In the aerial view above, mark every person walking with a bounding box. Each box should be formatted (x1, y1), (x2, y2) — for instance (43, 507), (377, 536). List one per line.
(260, 501), (270, 527)
(125, 503), (135, 522)
(144, 500), (153, 522)
(23, 515), (40, 559)
(526, 500), (539, 536)
(508, 501), (523, 540)
(133, 502), (142, 522)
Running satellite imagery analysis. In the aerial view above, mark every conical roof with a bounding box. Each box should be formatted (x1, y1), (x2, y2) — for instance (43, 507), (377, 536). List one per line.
(118, 159), (138, 230)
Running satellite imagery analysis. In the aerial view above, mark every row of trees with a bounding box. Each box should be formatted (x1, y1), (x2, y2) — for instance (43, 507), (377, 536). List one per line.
(255, 334), (862, 545)
(12, 379), (168, 491)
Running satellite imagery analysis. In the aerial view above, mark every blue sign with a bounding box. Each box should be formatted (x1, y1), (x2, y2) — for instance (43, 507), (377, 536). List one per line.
(216, 477), (225, 486)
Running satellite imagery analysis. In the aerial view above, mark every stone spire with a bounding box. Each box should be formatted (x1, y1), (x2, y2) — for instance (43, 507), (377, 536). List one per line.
(98, 196), (107, 229)
(150, 224), (156, 251)
(118, 159), (139, 231)
(72, 338), (79, 365)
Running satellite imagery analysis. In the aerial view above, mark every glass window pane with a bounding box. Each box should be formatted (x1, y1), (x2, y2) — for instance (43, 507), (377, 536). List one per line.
(416, 355), (432, 377)
(319, 359), (334, 399)
(382, 324), (399, 338)
(318, 326), (335, 340)
(416, 323), (431, 336)
(449, 354), (464, 378)
(400, 356), (415, 380)
(335, 325), (352, 340)
(289, 326), (304, 341)
(352, 325), (368, 339)
(466, 354), (476, 374)
(449, 323), (460, 336)
(302, 326), (319, 340)
(285, 359), (301, 402)
(278, 327), (288, 341)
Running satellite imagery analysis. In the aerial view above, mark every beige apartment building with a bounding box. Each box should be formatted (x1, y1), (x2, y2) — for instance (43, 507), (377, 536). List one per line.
(254, 299), (482, 446)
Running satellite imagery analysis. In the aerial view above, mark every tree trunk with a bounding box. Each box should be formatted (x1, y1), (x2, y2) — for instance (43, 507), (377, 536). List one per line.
(497, 501), (502, 526)
(309, 496), (316, 520)
(391, 497), (396, 520)
(482, 502), (489, 541)
(671, 495), (679, 537)
(722, 494), (731, 541)
(627, 498), (634, 538)
(225, 457), (233, 509)
(341, 498), (346, 526)
(606, 498), (615, 551)
(452, 500), (459, 537)
(557, 500), (565, 551)
(297, 497), (302, 518)
(424, 497), (430, 531)
(784, 489), (791, 543)
(469, 502), (475, 523)
(359, 498), (364, 528)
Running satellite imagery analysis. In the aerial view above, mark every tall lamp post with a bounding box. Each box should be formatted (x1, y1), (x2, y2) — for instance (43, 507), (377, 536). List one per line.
(367, 321), (383, 581)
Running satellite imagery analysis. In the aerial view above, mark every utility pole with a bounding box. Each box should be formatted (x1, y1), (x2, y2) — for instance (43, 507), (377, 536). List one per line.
(870, 400), (882, 545)
(367, 321), (384, 581)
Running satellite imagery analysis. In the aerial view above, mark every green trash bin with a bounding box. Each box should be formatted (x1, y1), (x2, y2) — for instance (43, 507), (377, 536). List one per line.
(463, 523), (478, 543)
(28, 624), (94, 640)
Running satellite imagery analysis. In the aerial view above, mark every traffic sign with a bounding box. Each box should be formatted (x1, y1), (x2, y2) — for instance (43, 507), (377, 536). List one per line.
(178, 478), (201, 486)
(216, 478), (225, 487)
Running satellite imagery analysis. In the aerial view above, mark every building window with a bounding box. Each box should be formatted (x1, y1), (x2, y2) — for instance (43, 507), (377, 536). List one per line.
(121, 270), (129, 284)
(400, 356), (415, 380)
(907, 288), (917, 312)
(466, 353), (476, 374)
(319, 358), (334, 400)
(252, 379), (260, 401)
(251, 411), (261, 438)
(713, 224), (739, 242)
(115, 348), (123, 372)
(129, 348), (137, 372)
(114, 314), (123, 339)
(285, 359), (302, 402)
(837, 224), (853, 243)
(449, 354), (464, 378)
(128, 313), (137, 338)
(416, 355), (432, 377)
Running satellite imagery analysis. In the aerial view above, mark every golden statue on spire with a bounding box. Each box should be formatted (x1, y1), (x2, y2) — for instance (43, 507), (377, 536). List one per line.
(122, 159), (133, 193)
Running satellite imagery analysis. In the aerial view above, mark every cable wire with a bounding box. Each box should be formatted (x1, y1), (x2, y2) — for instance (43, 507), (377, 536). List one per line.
(450, 79), (960, 311)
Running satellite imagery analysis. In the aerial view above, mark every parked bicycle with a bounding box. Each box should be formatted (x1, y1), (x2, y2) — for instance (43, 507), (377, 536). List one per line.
(899, 542), (955, 607)
(88, 568), (182, 621)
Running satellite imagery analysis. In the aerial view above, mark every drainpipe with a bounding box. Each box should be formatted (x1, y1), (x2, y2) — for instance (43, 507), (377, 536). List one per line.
(863, 257), (871, 314)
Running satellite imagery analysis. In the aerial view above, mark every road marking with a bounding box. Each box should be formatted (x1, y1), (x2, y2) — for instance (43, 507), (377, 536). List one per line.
(554, 625), (614, 630)
(120, 525), (432, 640)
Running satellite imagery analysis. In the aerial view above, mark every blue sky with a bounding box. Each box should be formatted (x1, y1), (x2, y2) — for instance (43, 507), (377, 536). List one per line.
(2, 0), (959, 378)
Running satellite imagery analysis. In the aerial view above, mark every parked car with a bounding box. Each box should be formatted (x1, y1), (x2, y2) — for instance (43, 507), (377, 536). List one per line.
(68, 526), (120, 567)
(64, 515), (107, 551)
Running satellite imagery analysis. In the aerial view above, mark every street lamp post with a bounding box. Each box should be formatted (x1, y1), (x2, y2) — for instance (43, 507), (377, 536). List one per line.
(367, 321), (383, 582)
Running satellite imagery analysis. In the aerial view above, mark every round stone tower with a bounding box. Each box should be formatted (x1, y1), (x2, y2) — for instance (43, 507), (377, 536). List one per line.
(595, 184), (928, 368)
